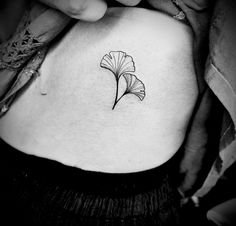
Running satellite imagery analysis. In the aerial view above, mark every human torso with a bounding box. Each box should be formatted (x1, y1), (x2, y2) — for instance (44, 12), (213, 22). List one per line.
(0, 7), (198, 173)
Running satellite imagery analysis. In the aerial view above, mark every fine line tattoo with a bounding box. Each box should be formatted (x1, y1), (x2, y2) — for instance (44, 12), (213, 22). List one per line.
(100, 51), (146, 110)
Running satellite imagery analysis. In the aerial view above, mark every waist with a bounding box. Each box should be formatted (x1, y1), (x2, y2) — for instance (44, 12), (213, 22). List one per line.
(0, 138), (180, 195)
(0, 138), (181, 225)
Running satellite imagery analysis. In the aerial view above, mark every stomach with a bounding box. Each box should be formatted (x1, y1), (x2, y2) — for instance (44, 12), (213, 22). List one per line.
(0, 7), (198, 173)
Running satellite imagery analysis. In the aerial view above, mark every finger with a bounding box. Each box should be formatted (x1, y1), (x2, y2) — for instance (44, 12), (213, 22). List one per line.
(39, 0), (107, 21)
(76, 0), (107, 21)
(115, 0), (142, 6)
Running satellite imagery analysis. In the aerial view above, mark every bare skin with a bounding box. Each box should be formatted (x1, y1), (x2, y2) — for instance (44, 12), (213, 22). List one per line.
(0, 7), (198, 173)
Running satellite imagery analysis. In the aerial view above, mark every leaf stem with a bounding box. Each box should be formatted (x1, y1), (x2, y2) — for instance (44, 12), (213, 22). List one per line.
(112, 78), (119, 110)
(115, 93), (126, 107)
(112, 78), (127, 110)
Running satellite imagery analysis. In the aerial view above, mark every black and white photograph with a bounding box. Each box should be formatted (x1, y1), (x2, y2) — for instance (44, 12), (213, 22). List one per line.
(0, 0), (236, 225)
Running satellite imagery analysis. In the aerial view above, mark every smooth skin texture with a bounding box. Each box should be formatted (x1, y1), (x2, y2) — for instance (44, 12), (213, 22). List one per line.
(0, 8), (198, 173)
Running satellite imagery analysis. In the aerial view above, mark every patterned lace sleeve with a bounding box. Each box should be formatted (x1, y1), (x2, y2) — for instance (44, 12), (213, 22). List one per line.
(0, 2), (71, 117)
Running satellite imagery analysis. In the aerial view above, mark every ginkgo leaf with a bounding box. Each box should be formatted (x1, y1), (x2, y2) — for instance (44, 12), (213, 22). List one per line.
(100, 51), (135, 79)
(123, 73), (146, 101)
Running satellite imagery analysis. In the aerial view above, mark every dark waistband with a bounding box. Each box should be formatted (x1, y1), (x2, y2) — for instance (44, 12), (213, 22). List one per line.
(0, 138), (179, 195)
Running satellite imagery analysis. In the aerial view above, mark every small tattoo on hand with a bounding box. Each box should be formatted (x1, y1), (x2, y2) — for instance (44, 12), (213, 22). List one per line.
(100, 51), (146, 110)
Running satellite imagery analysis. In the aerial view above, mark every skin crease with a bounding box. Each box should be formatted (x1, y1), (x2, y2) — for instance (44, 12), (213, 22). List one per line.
(0, 7), (199, 173)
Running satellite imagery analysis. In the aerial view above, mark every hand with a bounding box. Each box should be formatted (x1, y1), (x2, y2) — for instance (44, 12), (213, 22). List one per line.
(38, 0), (142, 21)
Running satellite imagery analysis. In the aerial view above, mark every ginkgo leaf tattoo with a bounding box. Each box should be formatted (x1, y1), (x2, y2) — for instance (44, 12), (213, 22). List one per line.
(100, 51), (146, 110)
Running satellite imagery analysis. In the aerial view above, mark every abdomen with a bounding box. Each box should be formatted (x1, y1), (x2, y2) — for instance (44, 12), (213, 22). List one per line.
(0, 7), (198, 172)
